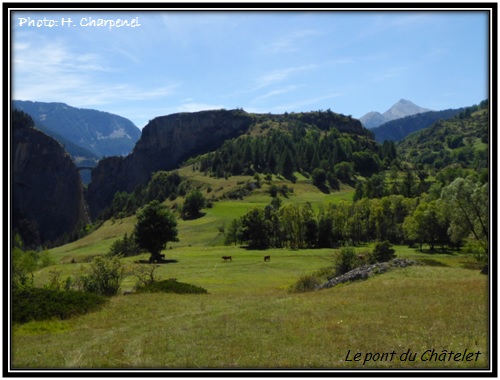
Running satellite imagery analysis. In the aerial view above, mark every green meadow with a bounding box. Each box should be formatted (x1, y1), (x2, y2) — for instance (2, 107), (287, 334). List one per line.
(11, 177), (490, 371)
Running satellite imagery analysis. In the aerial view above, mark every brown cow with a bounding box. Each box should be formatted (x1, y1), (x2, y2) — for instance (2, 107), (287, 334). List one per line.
(264, 255), (271, 262)
(222, 256), (232, 261)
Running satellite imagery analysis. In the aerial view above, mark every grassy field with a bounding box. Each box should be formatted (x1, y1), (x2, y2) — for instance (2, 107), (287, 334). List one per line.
(13, 244), (489, 370)
(11, 175), (490, 371)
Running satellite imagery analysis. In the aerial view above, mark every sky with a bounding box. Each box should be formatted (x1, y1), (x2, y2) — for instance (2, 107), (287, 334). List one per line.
(10, 7), (490, 129)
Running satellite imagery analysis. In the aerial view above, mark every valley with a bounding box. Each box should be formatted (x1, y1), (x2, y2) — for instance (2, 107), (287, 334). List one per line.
(10, 100), (491, 371)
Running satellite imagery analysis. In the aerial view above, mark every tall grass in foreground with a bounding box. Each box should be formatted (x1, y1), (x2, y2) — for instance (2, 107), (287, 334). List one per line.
(12, 255), (488, 369)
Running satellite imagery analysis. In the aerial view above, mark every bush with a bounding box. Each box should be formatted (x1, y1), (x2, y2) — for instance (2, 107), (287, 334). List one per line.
(12, 287), (106, 324)
(135, 278), (208, 294)
(370, 240), (396, 263)
(133, 264), (161, 287)
(108, 233), (142, 257)
(333, 246), (359, 276)
(290, 273), (321, 293)
(461, 239), (488, 264)
(76, 256), (125, 296)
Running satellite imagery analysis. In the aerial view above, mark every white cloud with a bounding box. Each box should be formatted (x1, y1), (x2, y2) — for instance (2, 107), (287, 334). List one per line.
(254, 64), (318, 89)
(259, 29), (320, 54)
(251, 85), (300, 103)
(12, 34), (178, 108)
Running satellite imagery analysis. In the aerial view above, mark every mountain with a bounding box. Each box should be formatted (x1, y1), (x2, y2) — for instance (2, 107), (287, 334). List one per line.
(12, 100), (141, 159)
(86, 109), (254, 219)
(12, 110), (90, 247)
(371, 108), (464, 143)
(360, 99), (432, 129)
(86, 109), (368, 220)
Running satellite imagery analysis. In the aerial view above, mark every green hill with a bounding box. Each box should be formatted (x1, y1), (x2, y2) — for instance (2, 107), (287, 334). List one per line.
(397, 100), (488, 172)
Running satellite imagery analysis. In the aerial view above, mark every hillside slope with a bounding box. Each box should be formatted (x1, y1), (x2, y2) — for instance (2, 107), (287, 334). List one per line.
(372, 108), (464, 142)
(397, 101), (488, 171)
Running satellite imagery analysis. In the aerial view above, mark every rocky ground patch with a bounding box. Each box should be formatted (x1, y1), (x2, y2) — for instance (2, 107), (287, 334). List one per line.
(316, 258), (418, 290)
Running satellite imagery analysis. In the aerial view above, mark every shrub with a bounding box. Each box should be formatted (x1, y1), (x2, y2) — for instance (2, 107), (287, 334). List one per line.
(333, 246), (359, 276)
(135, 278), (208, 294)
(45, 269), (73, 291)
(108, 233), (142, 257)
(76, 256), (125, 296)
(290, 273), (321, 293)
(133, 264), (161, 288)
(370, 240), (396, 263)
(12, 244), (54, 290)
(461, 239), (488, 264)
(12, 287), (106, 324)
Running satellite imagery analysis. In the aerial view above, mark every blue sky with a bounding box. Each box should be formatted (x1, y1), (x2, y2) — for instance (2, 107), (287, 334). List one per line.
(11, 8), (490, 129)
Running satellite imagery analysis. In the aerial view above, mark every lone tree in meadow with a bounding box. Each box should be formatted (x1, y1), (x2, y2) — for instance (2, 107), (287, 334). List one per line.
(134, 200), (179, 263)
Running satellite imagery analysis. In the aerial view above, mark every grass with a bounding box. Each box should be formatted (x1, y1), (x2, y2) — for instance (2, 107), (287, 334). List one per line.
(11, 174), (490, 371)
(12, 245), (489, 370)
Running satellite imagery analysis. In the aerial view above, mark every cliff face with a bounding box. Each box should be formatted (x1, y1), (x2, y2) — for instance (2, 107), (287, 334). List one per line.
(86, 109), (253, 219)
(13, 124), (90, 246)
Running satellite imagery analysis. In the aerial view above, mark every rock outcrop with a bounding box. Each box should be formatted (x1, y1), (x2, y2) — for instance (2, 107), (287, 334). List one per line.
(13, 113), (90, 246)
(316, 258), (418, 290)
(86, 109), (253, 219)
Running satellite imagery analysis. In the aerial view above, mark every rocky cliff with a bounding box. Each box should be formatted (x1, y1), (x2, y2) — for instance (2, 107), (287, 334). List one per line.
(13, 111), (90, 246)
(86, 109), (253, 219)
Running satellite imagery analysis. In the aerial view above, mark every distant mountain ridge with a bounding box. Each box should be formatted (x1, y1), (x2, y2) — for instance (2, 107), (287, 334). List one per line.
(360, 99), (432, 129)
(371, 108), (464, 143)
(13, 100), (141, 159)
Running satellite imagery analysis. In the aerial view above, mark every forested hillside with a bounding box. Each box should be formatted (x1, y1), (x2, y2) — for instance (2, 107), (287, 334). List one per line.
(397, 100), (488, 173)
(192, 112), (384, 182)
(371, 108), (464, 143)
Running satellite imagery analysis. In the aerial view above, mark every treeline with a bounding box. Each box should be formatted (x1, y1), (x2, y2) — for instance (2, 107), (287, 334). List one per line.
(225, 176), (488, 261)
(193, 125), (395, 182)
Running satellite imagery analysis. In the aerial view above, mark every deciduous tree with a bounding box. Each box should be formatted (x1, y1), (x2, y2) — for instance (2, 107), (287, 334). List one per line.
(134, 201), (179, 263)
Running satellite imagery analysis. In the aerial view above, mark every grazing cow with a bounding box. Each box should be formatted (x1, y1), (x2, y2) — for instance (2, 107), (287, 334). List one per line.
(222, 256), (232, 261)
(264, 255), (271, 262)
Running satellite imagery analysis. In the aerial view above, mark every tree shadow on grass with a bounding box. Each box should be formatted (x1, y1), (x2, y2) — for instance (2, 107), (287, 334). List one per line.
(418, 258), (449, 267)
(460, 260), (484, 271)
(182, 212), (206, 221)
(135, 259), (179, 264)
(315, 184), (331, 194)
